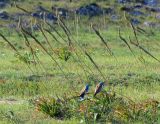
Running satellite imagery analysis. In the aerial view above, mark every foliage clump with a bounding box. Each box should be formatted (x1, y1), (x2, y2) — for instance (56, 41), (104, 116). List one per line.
(34, 97), (73, 119)
(54, 47), (72, 61)
(34, 92), (160, 123)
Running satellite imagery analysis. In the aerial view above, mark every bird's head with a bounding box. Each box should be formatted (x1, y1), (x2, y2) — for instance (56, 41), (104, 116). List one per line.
(99, 82), (104, 87)
(85, 84), (91, 92)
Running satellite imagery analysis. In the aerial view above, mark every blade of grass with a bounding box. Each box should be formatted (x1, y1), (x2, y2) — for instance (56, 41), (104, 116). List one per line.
(46, 22), (68, 43)
(119, 28), (134, 55)
(38, 26), (54, 51)
(130, 41), (160, 63)
(130, 22), (139, 45)
(53, 18), (96, 77)
(43, 28), (62, 44)
(47, 21), (94, 80)
(15, 3), (31, 14)
(21, 27), (68, 79)
(85, 51), (106, 80)
(58, 18), (72, 46)
(0, 32), (34, 73)
(92, 26), (113, 56)
(22, 30), (47, 73)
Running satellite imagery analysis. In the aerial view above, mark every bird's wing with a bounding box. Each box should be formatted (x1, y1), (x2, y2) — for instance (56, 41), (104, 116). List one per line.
(94, 85), (99, 95)
(79, 87), (86, 96)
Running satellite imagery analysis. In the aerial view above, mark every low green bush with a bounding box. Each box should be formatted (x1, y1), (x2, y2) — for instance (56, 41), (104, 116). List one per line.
(34, 92), (160, 123)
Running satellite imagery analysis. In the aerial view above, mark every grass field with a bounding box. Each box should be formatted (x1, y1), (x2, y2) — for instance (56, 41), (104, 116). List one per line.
(0, 0), (160, 123)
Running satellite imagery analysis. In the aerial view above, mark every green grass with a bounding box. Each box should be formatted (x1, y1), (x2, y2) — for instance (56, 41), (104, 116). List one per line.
(0, 26), (160, 123)
(0, 0), (160, 123)
(0, 103), (79, 124)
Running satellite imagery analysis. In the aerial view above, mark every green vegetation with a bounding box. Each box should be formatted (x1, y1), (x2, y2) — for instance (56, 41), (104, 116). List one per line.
(0, 0), (160, 123)
(34, 93), (159, 123)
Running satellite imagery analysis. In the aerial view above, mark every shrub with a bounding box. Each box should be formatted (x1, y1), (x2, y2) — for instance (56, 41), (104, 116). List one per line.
(34, 92), (160, 123)
(34, 97), (73, 119)
(55, 47), (72, 61)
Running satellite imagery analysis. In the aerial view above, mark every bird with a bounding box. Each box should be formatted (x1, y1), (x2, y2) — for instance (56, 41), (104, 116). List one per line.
(94, 82), (104, 96)
(79, 84), (90, 100)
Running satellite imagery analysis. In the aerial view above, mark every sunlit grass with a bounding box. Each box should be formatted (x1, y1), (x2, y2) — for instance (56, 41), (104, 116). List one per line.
(0, 1), (160, 122)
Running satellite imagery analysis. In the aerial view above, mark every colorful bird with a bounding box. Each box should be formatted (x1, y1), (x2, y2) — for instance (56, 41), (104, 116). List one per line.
(79, 84), (90, 99)
(94, 82), (104, 96)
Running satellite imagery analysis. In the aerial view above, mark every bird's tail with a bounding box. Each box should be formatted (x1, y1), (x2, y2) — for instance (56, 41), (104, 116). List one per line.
(93, 93), (97, 97)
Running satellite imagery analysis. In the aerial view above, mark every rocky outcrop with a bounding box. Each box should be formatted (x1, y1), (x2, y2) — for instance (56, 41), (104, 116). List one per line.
(52, 7), (69, 18)
(0, 11), (9, 20)
(76, 3), (103, 17)
(118, 0), (159, 6)
(76, 3), (114, 17)
(0, 1), (7, 8)
(31, 6), (57, 21)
